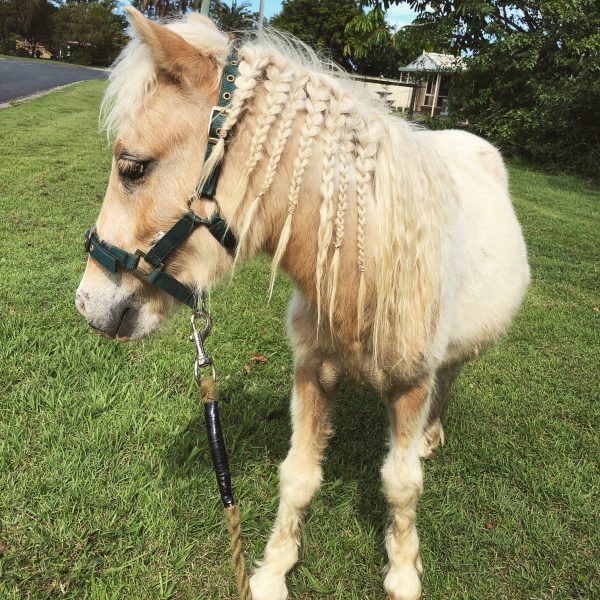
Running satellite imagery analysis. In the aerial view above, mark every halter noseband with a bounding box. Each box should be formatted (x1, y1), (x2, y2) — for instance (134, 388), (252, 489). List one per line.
(84, 51), (239, 309)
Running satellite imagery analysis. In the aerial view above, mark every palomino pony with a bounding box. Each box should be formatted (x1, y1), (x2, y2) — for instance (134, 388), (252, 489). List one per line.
(76, 8), (530, 600)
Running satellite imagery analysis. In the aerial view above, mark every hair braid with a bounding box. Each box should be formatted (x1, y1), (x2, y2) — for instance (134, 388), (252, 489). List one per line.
(354, 116), (379, 338)
(268, 73), (328, 299)
(327, 97), (355, 329)
(236, 62), (295, 200)
(315, 91), (339, 330)
(196, 51), (268, 195)
(235, 73), (309, 261)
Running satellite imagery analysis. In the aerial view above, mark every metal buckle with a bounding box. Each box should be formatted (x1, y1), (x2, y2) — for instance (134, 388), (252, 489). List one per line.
(207, 105), (229, 143)
(84, 226), (96, 252)
(134, 248), (164, 272)
(190, 308), (216, 382)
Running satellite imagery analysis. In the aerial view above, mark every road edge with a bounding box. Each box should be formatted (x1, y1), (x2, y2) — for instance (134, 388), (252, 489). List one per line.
(0, 80), (98, 109)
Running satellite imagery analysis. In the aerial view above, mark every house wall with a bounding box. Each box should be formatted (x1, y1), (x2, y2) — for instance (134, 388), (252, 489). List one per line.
(15, 39), (52, 59)
(352, 80), (414, 111)
(347, 75), (454, 116)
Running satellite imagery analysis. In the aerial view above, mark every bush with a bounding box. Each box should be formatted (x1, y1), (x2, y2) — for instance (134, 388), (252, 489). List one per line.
(446, 6), (600, 179)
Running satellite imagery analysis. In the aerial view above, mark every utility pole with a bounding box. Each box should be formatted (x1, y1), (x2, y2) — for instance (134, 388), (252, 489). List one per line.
(258, 0), (265, 32)
(200, 0), (210, 16)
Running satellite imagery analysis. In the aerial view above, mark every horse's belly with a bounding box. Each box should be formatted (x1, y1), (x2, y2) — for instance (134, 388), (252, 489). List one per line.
(428, 131), (530, 364)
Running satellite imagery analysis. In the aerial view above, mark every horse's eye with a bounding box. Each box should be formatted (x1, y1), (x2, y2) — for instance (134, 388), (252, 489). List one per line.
(117, 157), (151, 182)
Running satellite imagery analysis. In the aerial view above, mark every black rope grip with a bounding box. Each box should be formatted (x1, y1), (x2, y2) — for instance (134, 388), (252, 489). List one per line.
(203, 401), (235, 508)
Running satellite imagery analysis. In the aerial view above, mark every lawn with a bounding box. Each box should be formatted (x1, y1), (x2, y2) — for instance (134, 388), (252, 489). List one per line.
(0, 81), (598, 600)
(0, 55), (95, 69)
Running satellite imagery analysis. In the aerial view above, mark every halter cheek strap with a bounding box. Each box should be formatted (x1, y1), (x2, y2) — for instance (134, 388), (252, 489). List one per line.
(84, 51), (240, 308)
(201, 51), (239, 199)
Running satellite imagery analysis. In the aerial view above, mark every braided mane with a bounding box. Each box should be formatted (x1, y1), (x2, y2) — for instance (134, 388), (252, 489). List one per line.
(101, 15), (454, 368)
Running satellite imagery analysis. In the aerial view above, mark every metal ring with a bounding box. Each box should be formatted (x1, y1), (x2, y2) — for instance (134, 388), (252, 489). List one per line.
(223, 92), (231, 100)
(216, 127), (223, 136)
(194, 359), (217, 383)
(230, 60), (238, 66)
(226, 74), (235, 82)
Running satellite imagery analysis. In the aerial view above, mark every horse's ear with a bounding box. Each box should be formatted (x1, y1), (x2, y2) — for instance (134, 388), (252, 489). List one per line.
(124, 6), (213, 86)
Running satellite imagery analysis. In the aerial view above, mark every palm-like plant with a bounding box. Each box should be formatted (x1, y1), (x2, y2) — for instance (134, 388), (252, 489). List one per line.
(212, 0), (256, 32)
(135, 0), (256, 31)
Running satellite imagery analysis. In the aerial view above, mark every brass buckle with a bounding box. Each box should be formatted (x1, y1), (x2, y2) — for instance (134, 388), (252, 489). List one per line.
(84, 226), (96, 252)
(207, 105), (229, 144)
(134, 248), (164, 272)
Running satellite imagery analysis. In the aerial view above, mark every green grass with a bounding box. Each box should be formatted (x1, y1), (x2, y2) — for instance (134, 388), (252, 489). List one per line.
(0, 81), (598, 599)
(0, 54), (96, 69)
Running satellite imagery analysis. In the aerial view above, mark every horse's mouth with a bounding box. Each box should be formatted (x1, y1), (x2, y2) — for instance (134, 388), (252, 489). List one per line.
(89, 307), (138, 341)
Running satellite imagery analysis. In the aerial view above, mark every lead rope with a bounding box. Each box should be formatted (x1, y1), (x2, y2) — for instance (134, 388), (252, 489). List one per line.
(190, 294), (252, 600)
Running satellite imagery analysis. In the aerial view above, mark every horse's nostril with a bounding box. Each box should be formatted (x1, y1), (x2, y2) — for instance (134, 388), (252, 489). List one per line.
(75, 290), (89, 315)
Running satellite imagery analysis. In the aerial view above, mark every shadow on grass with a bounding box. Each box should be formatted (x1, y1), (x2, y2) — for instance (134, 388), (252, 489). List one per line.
(162, 379), (390, 543)
(162, 388), (292, 476)
(325, 384), (389, 538)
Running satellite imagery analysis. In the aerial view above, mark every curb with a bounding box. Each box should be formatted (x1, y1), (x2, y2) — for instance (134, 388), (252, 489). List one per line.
(0, 80), (99, 109)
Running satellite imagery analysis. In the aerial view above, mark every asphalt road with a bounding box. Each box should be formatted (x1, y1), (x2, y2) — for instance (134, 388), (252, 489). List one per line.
(0, 58), (106, 103)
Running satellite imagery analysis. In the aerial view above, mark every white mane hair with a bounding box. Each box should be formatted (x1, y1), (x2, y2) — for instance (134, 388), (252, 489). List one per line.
(101, 13), (455, 368)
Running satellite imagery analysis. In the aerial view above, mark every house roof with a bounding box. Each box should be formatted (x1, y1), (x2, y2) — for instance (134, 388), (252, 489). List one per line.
(399, 51), (464, 73)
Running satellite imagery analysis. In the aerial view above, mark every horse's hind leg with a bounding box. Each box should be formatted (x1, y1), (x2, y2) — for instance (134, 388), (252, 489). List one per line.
(382, 375), (433, 600)
(420, 363), (462, 458)
(250, 360), (340, 600)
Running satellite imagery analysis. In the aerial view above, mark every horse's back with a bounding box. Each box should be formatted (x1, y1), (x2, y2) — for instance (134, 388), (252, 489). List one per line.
(419, 129), (530, 365)
(421, 128), (508, 190)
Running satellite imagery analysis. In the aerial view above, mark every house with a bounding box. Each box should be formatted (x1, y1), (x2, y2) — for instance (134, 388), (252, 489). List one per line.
(399, 51), (465, 117)
(346, 51), (464, 118)
(14, 39), (52, 59)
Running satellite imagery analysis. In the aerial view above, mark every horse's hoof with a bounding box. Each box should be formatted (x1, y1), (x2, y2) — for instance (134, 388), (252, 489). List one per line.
(250, 570), (289, 600)
(384, 564), (421, 600)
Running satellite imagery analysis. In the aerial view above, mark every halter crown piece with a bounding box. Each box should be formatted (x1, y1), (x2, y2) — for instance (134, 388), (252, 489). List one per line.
(84, 51), (239, 309)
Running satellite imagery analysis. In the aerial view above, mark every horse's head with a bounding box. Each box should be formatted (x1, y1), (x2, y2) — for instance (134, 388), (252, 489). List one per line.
(76, 9), (234, 340)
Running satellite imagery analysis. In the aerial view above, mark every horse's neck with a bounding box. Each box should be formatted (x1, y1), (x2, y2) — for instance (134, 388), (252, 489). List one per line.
(215, 61), (367, 343)
(210, 46), (452, 373)
(218, 108), (327, 303)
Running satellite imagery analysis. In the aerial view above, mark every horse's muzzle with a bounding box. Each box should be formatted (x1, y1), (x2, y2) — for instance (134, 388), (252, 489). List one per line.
(75, 289), (139, 341)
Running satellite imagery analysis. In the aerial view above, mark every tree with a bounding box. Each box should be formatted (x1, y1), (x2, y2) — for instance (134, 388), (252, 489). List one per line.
(130, 0), (200, 19)
(0, 0), (57, 56)
(343, 5), (447, 75)
(270, 0), (360, 70)
(270, 0), (403, 76)
(130, 0), (256, 30)
(361, 0), (600, 177)
(212, 0), (255, 31)
(53, 0), (126, 66)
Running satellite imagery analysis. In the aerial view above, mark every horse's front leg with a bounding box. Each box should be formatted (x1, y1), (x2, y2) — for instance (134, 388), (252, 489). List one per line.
(382, 375), (433, 600)
(250, 360), (340, 600)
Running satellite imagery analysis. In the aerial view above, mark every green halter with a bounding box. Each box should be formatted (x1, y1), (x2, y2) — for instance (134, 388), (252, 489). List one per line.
(84, 51), (239, 309)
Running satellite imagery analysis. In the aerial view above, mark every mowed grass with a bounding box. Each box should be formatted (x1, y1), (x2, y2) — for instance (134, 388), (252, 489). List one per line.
(0, 81), (598, 600)
(0, 55), (93, 69)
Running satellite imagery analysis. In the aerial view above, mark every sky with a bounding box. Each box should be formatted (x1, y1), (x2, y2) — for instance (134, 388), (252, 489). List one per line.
(119, 1), (418, 29)
(247, 0), (418, 27)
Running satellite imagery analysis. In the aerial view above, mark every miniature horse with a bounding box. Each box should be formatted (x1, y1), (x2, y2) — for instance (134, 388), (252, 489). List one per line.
(76, 8), (529, 599)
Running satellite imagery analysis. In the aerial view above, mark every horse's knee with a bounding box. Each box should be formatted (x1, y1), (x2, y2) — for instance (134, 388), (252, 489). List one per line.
(318, 358), (341, 396)
(381, 447), (423, 506)
(279, 452), (322, 507)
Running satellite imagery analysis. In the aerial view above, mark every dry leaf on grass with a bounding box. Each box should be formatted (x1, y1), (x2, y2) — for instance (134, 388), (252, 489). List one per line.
(251, 352), (267, 363)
